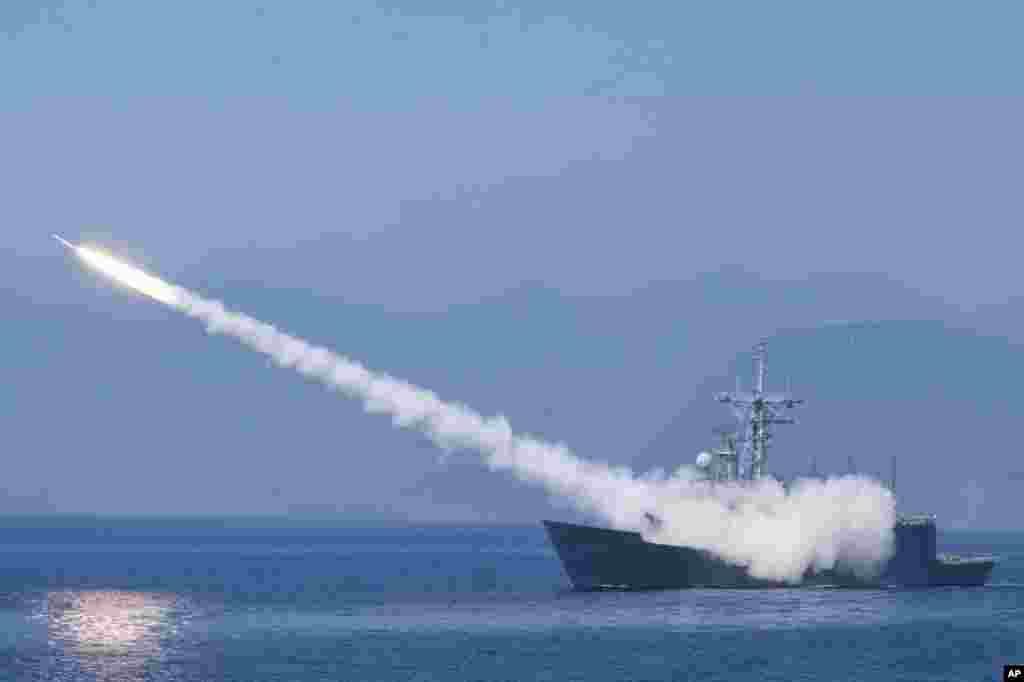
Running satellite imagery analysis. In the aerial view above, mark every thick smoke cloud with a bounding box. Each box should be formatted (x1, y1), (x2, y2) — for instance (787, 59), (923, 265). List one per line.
(174, 289), (895, 584)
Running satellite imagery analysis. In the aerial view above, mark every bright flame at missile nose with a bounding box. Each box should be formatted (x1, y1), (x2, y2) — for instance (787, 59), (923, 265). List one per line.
(72, 244), (180, 306)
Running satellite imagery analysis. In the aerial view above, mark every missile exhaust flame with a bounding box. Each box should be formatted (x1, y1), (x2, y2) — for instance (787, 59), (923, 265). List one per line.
(57, 239), (896, 584)
(61, 238), (180, 306)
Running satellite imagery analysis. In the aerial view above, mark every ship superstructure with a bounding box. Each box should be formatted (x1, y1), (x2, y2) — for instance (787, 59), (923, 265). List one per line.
(544, 341), (997, 590)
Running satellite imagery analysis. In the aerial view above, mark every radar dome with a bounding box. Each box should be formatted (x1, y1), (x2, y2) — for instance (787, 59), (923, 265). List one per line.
(695, 452), (713, 469)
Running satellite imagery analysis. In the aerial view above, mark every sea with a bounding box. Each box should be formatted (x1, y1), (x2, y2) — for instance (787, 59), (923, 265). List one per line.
(0, 517), (1019, 682)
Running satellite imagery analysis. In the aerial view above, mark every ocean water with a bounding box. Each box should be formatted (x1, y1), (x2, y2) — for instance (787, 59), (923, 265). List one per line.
(0, 518), (1020, 681)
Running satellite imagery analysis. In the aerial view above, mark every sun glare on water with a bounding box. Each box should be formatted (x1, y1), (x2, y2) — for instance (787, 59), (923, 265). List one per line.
(76, 245), (180, 306)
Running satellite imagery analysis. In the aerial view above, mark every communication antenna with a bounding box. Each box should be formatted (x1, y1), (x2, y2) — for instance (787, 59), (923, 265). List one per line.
(847, 455), (857, 475)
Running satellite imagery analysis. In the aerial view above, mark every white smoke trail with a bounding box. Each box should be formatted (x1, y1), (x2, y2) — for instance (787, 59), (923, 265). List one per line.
(168, 288), (894, 584)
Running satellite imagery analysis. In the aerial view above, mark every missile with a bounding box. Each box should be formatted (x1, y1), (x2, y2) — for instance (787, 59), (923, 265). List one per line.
(53, 234), (75, 251)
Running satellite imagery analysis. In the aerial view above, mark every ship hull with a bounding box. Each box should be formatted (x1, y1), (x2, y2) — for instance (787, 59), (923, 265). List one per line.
(543, 519), (995, 590)
(927, 557), (996, 587)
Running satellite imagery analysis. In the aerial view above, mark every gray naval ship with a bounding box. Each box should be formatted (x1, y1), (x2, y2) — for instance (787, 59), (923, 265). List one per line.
(545, 342), (997, 590)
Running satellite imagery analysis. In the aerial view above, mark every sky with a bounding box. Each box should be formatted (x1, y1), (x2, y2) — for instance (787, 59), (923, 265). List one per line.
(2, 1), (1024, 528)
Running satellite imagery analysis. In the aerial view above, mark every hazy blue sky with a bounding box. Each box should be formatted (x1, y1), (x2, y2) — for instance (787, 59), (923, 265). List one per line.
(3, 2), (1023, 527)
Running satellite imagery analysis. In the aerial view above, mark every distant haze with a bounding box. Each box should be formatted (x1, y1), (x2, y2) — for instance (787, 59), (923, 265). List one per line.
(2, 2), (1023, 529)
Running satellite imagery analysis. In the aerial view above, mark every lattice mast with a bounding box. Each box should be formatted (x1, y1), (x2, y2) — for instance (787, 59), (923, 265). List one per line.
(715, 341), (803, 480)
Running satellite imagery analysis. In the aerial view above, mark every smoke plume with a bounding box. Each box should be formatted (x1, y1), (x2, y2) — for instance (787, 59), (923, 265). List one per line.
(166, 288), (896, 583)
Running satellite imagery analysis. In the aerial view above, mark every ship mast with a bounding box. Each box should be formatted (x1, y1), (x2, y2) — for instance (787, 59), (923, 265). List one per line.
(715, 340), (803, 480)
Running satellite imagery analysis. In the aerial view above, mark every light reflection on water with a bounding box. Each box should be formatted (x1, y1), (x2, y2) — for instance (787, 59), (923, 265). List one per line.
(43, 590), (182, 681)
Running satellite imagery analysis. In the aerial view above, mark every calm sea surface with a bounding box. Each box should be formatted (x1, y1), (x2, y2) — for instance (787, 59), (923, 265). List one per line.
(0, 517), (1020, 681)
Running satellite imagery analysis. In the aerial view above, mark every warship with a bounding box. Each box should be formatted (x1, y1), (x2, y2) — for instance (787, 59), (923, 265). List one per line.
(544, 342), (997, 590)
